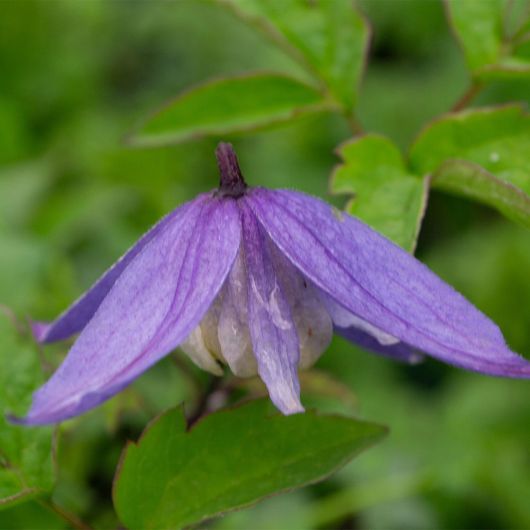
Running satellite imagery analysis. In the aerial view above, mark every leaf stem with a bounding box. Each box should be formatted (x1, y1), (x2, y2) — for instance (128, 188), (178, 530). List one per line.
(187, 375), (225, 426)
(343, 110), (364, 135)
(38, 500), (94, 530)
(451, 81), (484, 112)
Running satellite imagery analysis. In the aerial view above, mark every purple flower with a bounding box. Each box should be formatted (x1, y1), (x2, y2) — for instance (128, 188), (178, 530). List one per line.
(14, 143), (530, 425)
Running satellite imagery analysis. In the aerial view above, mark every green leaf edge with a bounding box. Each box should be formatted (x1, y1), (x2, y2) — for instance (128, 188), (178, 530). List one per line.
(408, 103), (529, 167)
(215, 0), (372, 111)
(0, 427), (58, 510)
(444, 0), (530, 80)
(127, 71), (336, 148)
(432, 159), (530, 229)
(408, 103), (530, 230)
(0, 314), (59, 510)
(329, 133), (430, 253)
(112, 399), (388, 529)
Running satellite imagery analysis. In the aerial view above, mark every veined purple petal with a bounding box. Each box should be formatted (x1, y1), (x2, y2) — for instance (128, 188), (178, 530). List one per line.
(16, 195), (241, 425)
(33, 198), (199, 344)
(239, 201), (303, 415)
(247, 188), (530, 378)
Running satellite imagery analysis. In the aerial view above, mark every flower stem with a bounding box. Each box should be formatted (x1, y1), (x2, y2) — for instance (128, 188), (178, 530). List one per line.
(187, 375), (225, 426)
(38, 500), (93, 530)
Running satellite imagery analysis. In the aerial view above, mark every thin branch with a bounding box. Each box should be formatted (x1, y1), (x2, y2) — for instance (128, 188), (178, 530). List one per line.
(343, 110), (364, 135)
(187, 376), (225, 427)
(39, 500), (94, 530)
(0, 304), (26, 336)
(451, 81), (484, 112)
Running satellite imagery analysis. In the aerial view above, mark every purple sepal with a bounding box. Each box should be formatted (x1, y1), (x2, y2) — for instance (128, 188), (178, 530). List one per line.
(239, 201), (304, 415)
(247, 188), (530, 378)
(34, 198), (200, 344)
(31, 321), (52, 343)
(17, 195), (241, 425)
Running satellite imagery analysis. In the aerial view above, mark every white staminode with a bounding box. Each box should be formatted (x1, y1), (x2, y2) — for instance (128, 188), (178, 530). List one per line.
(318, 291), (400, 346)
(180, 246), (334, 377)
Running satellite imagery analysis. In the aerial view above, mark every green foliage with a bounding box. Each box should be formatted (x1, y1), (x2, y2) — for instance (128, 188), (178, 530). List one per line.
(113, 399), (386, 530)
(447, 0), (530, 78)
(410, 105), (530, 229)
(219, 0), (369, 111)
(130, 73), (332, 147)
(0, 316), (55, 508)
(1, 0), (530, 528)
(331, 134), (428, 251)
(0, 501), (66, 529)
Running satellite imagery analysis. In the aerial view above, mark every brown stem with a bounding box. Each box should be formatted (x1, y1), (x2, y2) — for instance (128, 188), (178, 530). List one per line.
(451, 81), (484, 112)
(343, 110), (364, 135)
(187, 376), (224, 427)
(38, 500), (93, 530)
(0, 304), (26, 336)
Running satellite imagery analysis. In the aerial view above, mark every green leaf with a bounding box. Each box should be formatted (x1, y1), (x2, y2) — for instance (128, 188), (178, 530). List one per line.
(330, 134), (428, 252)
(0, 160), (52, 230)
(409, 105), (530, 229)
(129, 73), (332, 147)
(0, 234), (48, 312)
(0, 315), (55, 509)
(218, 0), (369, 111)
(113, 399), (386, 530)
(430, 160), (530, 229)
(446, 0), (530, 79)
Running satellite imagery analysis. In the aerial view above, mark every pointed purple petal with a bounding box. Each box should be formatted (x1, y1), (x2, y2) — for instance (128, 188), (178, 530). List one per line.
(246, 188), (530, 378)
(17, 195), (241, 425)
(33, 199), (199, 344)
(239, 200), (303, 415)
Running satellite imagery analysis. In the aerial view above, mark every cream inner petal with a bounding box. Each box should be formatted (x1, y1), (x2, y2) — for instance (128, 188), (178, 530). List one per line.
(180, 245), (333, 377)
(269, 244), (333, 369)
(179, 325), (223, 376)
(217, 249), (258, 377)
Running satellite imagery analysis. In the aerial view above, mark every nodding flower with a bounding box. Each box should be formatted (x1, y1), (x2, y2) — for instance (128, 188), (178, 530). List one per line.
(13, 143), (530, 425)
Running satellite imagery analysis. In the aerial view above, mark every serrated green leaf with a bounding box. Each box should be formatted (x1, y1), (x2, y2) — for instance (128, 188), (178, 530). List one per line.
(410, 105), (530, 228)
(330, 134), (428, 251)
(218, 0), (369, 111)
(0, 315), (55, 509)
(113, 399), (386, 530)
(446, 0), (530, 79)
(129, 73), (332, 147)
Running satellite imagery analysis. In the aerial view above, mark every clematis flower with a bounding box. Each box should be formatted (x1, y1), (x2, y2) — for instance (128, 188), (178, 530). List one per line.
(14, 143), (530, 425)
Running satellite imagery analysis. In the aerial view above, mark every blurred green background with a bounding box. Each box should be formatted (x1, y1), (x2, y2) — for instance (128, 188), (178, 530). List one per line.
(1, 0), (530, 528)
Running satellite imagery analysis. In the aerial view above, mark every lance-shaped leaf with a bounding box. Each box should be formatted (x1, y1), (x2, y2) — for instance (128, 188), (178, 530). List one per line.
(0, 315), (55, 508)
(129, 72), (332, 147)
(113, 399), (386, 530)
(330, 134), (428, 252)
(446, 0), (530, 79)
(218, 0), (369, 111)
(409, 105), (530, 229)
